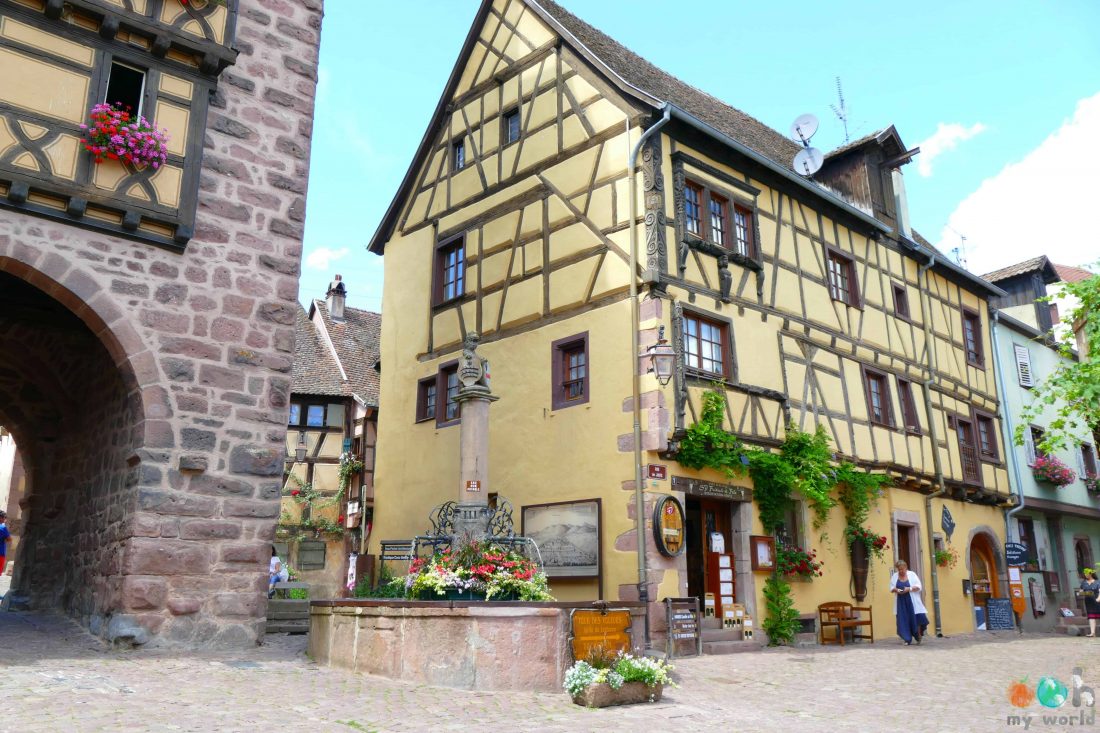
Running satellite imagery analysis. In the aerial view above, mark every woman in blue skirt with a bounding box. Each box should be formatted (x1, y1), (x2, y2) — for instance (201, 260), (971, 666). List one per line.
(890, 560), (926, 645)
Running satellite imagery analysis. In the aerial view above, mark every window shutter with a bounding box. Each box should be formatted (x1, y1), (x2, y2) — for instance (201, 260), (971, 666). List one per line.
(1024, 429), (1036, 466)
(297, 540), (326, 570)
(1078, 446), (1089, 478)
(1014, 345), (1034, 387)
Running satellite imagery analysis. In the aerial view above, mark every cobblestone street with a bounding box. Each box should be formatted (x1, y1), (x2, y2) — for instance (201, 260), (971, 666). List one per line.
(0, 611), (1095, 732)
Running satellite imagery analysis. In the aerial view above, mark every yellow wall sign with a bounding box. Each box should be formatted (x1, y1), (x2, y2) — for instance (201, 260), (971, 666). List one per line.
(653, 495), (685, 557)
(570, 610), (633, 660)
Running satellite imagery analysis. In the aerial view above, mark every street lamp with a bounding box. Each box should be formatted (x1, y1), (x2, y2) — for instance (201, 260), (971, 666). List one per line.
(643, 325), (675, 386)
(294, 431), (308, 463)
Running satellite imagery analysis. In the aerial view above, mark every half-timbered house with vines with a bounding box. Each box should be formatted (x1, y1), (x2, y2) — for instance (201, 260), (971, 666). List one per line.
(367, 0), (1013, 645)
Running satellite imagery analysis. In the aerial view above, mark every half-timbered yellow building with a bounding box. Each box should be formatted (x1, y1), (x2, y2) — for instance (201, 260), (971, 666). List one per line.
(368, 0), (1012, 645)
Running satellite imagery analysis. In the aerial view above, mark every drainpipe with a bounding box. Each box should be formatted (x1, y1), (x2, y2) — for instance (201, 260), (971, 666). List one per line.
(627, 104), (670, 650)
(918, 254), (947, 636)
(991, 311), (1026, 542)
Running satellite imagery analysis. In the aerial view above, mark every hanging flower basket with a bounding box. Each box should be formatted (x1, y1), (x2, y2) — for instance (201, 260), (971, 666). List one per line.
(1032, 455), (1076, 488)
(80, 103), (169, 170)
(934, 546), (959, 569)
(776, 542), (824, 580)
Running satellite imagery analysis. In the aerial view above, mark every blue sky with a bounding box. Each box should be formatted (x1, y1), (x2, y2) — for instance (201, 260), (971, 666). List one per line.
(301, 0), (1100, 311)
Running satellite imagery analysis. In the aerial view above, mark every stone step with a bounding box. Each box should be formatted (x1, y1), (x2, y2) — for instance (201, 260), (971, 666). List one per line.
(701, 617), (723, 630)
(265, 621), (309, 635)
(699, 625), (743, 638)
(268, 608), (311, 621)
(702, 639), (762, 655)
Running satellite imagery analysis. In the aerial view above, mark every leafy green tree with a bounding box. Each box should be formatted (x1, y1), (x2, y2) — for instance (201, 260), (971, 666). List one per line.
(1016, 267), (1099, 453)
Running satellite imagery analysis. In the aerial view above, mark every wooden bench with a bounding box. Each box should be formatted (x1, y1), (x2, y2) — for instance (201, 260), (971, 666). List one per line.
(266, 582), (310, 635)
(818, 601), (873, 645)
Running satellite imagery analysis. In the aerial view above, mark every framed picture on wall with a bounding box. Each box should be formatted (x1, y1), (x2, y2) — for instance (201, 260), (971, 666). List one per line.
(750, 535), (776, 571)
(521, 499), (600, 578)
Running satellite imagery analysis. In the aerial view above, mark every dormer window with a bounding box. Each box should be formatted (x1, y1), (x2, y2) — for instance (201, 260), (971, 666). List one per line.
(105, 61), (146, 117)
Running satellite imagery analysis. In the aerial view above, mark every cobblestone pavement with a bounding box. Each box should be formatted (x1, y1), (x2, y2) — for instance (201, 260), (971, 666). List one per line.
(0, 611), (1095, 733)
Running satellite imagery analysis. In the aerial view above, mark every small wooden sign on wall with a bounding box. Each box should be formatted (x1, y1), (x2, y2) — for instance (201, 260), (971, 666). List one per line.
(465, 480), (481, 492)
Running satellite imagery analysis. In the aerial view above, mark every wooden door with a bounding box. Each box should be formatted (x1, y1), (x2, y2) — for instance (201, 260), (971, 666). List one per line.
(897, 524), (914, 570)
(701, 499), (732, 600)
(970, 536), (999, 615)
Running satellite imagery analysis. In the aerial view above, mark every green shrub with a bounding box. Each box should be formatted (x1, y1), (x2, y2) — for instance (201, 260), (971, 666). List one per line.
(761, 575), (801, 646)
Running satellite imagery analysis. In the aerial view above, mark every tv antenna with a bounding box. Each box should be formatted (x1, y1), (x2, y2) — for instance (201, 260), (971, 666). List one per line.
(946, 226), (969, 270)
(789, 113), (823, 176)
(830, 77), (850, 144)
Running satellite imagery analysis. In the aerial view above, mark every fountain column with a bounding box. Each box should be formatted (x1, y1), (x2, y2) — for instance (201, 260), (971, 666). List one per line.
(451, 332), (499, 544)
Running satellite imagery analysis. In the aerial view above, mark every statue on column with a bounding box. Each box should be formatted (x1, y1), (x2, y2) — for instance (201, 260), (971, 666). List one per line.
(718, 254), (733, 301)
(458, 331), (491, 395)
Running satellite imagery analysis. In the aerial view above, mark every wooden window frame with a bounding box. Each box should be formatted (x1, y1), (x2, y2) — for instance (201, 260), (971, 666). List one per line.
(550, 332), (590, 410)
(415, 376), (437, 423)
(681, 308), (734, 381)
(682, 177), (757, 258)
(412, 361), (461, 428)
(974, 410), (999, 463)
(432, 234), (466, 307)
(105, 60), (148, 119)
(955, 416), (982, 486)
(861, 365), (894, 428)
(824, 244), (861, 308)
(961, 307), (985, 369)
(897, 378), (921, 434)
(502, 107), (521, 145)
(296, 539), (326, 571)
(438, 360), (461, 428)
(288, 403), (301, 426)
(452, 138), (465, 172)
(1082, 443), (1098, 479)
(892, 282), (911, 322)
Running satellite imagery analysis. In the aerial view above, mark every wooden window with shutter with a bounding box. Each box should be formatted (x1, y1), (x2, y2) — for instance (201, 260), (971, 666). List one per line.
(297, 540), (326, 570)
(1014, 344), (1034, 387)
(1080, 443), (1097, 478)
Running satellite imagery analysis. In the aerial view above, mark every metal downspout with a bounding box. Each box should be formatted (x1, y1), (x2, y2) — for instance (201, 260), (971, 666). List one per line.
(992, 312), (1027, 539)
(628, 104), (670, 650)
(918, 255), (947, 636)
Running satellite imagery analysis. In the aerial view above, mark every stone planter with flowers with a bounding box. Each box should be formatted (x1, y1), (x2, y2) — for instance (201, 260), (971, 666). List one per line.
(564, 651), (674, 708)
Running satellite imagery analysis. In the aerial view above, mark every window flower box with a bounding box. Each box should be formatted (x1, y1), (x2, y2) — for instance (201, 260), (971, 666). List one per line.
(1085, 476), (1100, 494)
(81, 103), (168, 171)
(1032, 455), (1076, 488)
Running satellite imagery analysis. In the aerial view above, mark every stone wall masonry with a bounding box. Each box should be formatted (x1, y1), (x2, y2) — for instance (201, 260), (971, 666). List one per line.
(0, 0), (323, 647)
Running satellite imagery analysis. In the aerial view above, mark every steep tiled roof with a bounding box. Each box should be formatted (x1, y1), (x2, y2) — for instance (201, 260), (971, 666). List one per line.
(982, 256), (1055, 283)
(1054, 263), (1095, 283)
(313, 301), (382, 408)
(292, 306), (346, 397)
(536, 0), (802, 169)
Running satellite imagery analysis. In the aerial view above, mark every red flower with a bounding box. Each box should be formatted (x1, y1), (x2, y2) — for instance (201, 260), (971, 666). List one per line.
(290, 489), (300, 496)
(338, 515), (345, 523)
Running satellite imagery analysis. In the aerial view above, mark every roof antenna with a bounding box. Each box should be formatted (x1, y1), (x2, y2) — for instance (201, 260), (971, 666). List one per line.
(830, 77), (850, 144)
(946, 226), (969, 270)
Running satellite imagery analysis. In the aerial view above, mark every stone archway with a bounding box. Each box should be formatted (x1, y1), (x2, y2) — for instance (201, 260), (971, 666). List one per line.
(0, 267), (145, 631)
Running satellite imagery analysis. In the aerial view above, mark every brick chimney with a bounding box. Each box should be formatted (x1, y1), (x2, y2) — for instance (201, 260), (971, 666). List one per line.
(326, 274), (347, 321)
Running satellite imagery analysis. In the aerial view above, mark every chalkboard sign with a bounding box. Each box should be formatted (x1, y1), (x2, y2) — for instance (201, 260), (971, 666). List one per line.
(941, 506), (956, 539)
(985, 598), (1015, 630)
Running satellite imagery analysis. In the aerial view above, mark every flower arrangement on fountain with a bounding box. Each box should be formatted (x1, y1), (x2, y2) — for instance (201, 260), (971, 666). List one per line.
(80, 103), (168, 169)
(776, 541), (824, 579)
(1032, 455), (1076, 487)
(403, 541), (554, 601)
(564, 648), (674, 707)
(845, 524), (889, 561)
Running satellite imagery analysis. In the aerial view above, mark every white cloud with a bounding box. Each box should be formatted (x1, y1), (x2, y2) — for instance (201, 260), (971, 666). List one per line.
(305, 246), (350, 272)
(914, 122), (987, 177)
(936, 91), (1100, 276)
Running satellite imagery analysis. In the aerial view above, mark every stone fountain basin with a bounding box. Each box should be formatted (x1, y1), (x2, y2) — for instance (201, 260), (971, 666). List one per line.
(307, 600), (644, 692)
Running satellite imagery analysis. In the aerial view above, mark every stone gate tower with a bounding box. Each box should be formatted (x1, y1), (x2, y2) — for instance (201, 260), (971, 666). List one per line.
(0, 0), (322, 646)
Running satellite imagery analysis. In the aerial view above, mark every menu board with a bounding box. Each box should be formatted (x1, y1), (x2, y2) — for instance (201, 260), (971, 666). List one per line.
(985, 598), (1015, 630)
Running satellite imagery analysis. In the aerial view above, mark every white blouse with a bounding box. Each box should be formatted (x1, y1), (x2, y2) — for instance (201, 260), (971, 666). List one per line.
(889, 571), (928, 616)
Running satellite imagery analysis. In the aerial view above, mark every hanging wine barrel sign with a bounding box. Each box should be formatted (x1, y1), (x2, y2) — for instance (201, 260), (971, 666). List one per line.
(653, 495), (686, 557)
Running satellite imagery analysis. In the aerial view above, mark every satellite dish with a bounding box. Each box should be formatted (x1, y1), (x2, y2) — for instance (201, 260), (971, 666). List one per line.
(793, 147), (824, 176)
(790, 113), (819, 145)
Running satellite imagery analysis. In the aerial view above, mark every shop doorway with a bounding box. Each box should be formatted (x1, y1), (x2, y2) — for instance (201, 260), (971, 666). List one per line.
(686, 497), (733, 616)
(970, 533), (1001, 628)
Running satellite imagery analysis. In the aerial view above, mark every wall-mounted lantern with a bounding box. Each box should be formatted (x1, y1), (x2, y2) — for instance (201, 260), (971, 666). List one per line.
(643, 325), (675, 386)
(294, 431), (308, 463)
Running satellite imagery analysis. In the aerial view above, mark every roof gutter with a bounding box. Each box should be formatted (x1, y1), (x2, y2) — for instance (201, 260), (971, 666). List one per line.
(667, 105), (891, 236)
